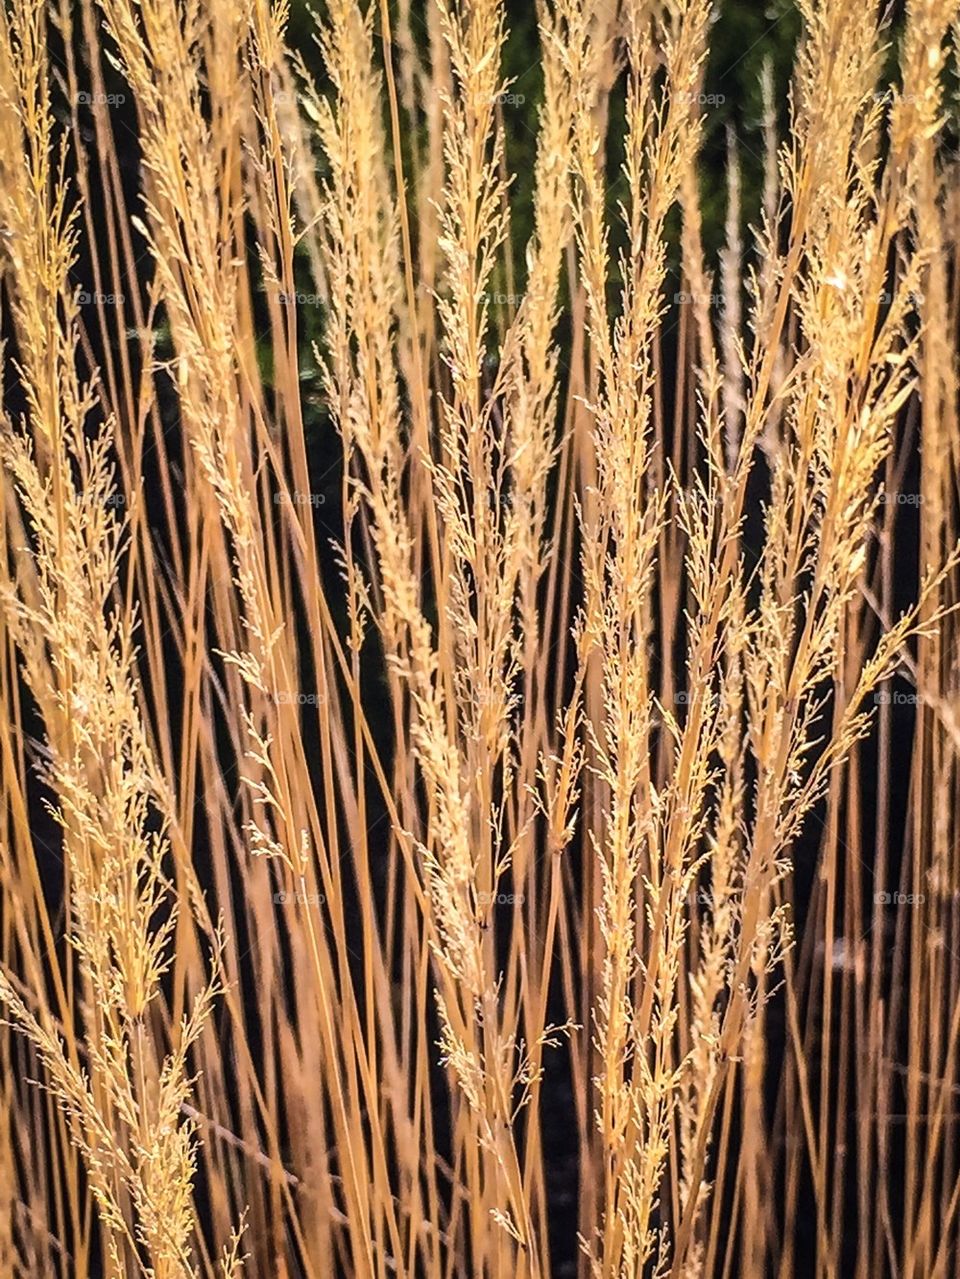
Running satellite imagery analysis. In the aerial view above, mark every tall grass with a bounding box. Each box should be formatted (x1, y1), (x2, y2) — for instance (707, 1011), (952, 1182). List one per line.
(2, 0), (960, 1275)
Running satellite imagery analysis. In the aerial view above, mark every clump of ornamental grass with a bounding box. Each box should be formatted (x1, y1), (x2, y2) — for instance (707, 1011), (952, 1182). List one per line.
(311, 0), (581, 1271)
(568, 0), (960, 1274)
(0, 1), (243, 1276)
(3, 0), (960, 1275)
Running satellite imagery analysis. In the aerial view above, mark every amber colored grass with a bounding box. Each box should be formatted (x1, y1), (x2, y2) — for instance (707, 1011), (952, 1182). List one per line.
(1, 0), (960, 1276)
